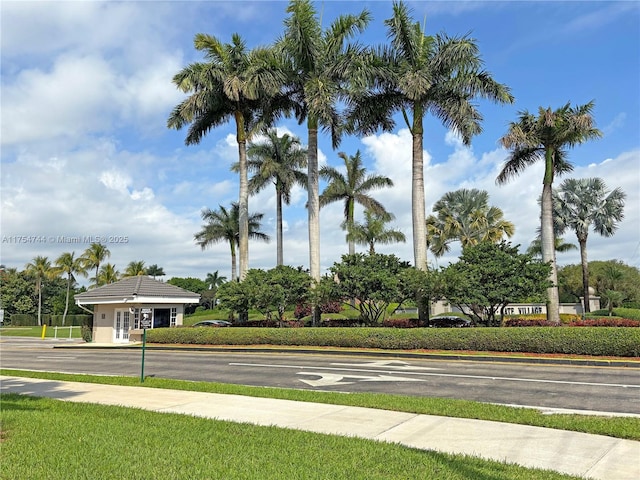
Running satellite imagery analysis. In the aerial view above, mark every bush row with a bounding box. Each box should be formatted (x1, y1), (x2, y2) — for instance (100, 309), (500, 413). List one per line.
(504, 317), (640, 327)
(7, 314), (92, 327)
(146, 326), (640, 357)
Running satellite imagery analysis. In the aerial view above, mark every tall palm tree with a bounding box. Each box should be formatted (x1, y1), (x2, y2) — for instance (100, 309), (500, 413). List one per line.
(96, 263), (120, 286)
(347, 209), (406, 254)
(279, 0), (371, 285)
(124, 261), (147, 277)
(236, 128), (307, 266)
(146, 264), (166, 280)
(53, 252), (87, 326)
(81, 242), (110, 286)
(554, 177), (625, 313)
(426, 189), (515, 258)
(497, 102), (602, 323)
(24, 256), (53, 326)
(195, 203), (269, 281)
(168, 33), (283, 281)
(347, 1), (513, 272)
(320, 150), (394, 255)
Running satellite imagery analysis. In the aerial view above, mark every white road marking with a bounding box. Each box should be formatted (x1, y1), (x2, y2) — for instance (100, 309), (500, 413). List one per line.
(330, 360), (441, 371)
(36, 356), (77, 360)
(297, 372), (424, 387)
(229, 362), (640, 388)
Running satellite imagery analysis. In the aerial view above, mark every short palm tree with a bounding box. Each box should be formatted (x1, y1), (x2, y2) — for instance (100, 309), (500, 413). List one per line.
(24, 256), (53, 326)
(168, 33), (283, 281)
(279, 0), (371, 284)
(96, 263), (120, 286)
(526, 236), (577, 258)
(237, 128), (307, 266)
(347, 1), (513, 272)
(554, 177), (625, 313)
(81, 242), (111, 286)
(124, 261), (147, 277)
(320, 150), (393, 255)
(426, 189), (515, 258)
(195, 203), (269, 281)
(146, 264), (165, 280)
(497, 102), (602, 323)
(53, 252), (88, 326)
(347, 209), (406, 254)
(205, 270), (227, 308)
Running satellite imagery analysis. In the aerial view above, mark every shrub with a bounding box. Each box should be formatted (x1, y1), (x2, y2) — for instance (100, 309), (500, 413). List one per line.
(382, 318), (420, 328)
(570, 318), (640, 327)
(81, 325), (92, 342)
(147, 326), (640, 357)
(294, 301), (342, 319)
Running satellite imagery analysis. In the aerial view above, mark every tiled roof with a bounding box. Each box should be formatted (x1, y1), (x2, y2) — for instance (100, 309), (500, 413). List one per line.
(75, 276), (200, 301)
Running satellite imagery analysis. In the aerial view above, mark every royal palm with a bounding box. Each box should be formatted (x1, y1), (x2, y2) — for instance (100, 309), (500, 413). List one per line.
(279, 0), (371, 284)
(347, 209), (406, 255)
(169, 33), (283, 280)
(320, 150), (393, 255)
(24, 256), (53, 326)
(347, 1), (513, 272)
(497, 102), (602, 323)
(53, 252), (87, 326)
(239, 128), (307, 266)
(554, 177), (625, 313)
(194, 203), (269, 282)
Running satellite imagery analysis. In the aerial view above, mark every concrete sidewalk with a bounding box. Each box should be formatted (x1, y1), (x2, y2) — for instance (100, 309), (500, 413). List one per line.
(2, 375), (639, 480)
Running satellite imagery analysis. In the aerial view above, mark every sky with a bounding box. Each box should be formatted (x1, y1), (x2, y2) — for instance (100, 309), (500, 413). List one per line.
(1, 0), (639, 287)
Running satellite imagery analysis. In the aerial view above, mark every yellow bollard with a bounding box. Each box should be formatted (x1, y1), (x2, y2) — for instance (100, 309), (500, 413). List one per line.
(41, 324), (47, 339)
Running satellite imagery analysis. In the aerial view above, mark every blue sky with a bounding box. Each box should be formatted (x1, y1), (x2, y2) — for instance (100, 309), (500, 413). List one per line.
(1, 1), (639, 285)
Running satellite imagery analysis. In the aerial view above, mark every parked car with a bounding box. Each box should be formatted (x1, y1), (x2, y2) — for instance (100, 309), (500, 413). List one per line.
(428, 316), (471, 328)
(192, 320), (232, 327)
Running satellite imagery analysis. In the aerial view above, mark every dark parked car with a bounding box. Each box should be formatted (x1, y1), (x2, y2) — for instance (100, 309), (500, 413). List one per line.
(192, 320), (232, 327)
(428, 316), (471, 328)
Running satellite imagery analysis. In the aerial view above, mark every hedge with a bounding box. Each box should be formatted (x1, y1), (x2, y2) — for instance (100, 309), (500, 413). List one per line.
(8, 314), (92, 327)
(146, 326), (640, 357)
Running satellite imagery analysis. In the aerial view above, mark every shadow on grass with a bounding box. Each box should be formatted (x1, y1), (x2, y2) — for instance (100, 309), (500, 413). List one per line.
(0, 376), (88, 401)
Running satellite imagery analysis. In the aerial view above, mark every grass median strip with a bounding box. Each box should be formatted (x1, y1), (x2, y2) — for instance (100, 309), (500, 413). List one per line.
(0, 393), (583, 480)
(2, 369), (638, 441)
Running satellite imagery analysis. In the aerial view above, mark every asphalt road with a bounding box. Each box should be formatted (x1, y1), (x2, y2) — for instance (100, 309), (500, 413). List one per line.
(2, 337), (639, 415)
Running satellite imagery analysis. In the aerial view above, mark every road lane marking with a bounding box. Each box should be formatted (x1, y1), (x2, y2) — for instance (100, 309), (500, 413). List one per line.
(228, 362), (640, 388)
(297, 372), (424, 387)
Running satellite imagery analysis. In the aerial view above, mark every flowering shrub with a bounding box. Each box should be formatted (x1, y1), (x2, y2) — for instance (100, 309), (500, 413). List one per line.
(294, 301), (343, 319)
(382, 318), (420, 328)
(504, 316), (640, 327)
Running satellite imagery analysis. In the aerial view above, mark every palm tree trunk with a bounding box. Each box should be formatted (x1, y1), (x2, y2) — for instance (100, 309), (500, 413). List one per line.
(540, 165), (561, 324)
(229, 240), (237, 282)
(307, 118), (321, 327)
(37, 279), (42, 327)
(62, 276), (71, 326)
(276, 187), (283, 266)
(347, 198), (355, 256)
(579, 237), (590, 314)
(236, 112), (249, 281)
(411, 108), (427, 272)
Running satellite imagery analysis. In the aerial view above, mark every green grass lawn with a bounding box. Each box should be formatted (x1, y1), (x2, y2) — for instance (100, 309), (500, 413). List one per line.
(0, 325), (83, 338)
(0, 393), (582, 480)
(3, 369), (638, 441)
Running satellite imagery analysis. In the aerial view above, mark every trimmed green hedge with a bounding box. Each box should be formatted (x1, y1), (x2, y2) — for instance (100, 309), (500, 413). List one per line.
(8, 314), (92, 327)
(147, 327), (640, 357)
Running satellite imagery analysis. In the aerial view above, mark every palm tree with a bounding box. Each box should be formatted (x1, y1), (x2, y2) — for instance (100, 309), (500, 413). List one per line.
(205, 270), (227, 309)
(96, 263), (120, 286)
(426, 189), (515, 258)
(236, 128), (307, 266)
(279, 0), (371, 285)
(146, 264), (166, 280)
(124, 261), (147, 277)
(320, 150), (394, 255)
(554, 177), (625, 313)
(24, 256), (53, 326)
(347, 1), (513, 272)
(81, 242), (110, 286)
(168, 33), (283, 281)
(53, 252), (87, 326)
(195, 203), (269, 281)
(526, 236), (577, 258)
(347, 209), (406, 254)
(497, 102), (602, 323)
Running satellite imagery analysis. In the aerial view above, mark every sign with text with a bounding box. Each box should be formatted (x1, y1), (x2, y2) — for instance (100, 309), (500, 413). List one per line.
(140, 308), (152, 329)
